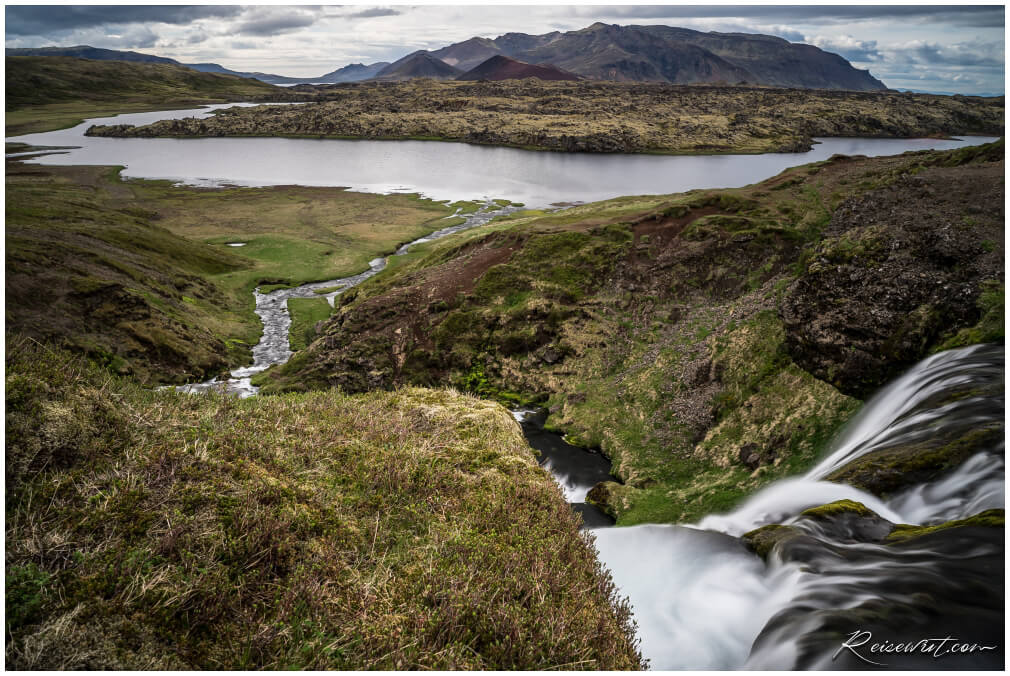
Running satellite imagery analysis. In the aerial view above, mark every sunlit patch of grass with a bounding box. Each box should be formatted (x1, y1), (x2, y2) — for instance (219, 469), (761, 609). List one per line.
(288, 297), (334, 351)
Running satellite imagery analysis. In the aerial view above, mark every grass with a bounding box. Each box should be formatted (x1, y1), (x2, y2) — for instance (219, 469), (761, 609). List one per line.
(288, 297), (334, 351)
(83, 79), (1004, 155)
(5, 158), (456, 383)
(131, 182), (457, 309)
(5, 334), (643, 669)
(6, 56), (293, 136)
(5, 101), (213, 137)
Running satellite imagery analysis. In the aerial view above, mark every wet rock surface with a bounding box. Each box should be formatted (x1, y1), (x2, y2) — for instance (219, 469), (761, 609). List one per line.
(746, 503), (1005, 670)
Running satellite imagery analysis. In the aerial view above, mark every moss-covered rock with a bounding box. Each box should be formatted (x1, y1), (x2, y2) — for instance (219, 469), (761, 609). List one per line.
(741, 524), (803, 559)
(886, 508), (1005, 544)
(825, 424), (1004, 498)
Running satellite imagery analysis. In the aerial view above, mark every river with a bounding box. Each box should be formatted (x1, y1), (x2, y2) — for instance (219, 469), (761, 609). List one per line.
(8, 106), (1002, 669)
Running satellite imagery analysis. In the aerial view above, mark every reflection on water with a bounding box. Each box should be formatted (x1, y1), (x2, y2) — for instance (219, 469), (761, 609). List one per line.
(8, 104), (998, 209)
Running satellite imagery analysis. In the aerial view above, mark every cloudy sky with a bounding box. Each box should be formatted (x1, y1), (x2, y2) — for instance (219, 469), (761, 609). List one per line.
(5, 4), (1005, 94)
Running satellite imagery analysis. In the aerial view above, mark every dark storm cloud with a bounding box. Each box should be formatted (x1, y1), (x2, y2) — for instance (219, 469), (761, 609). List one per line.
(899, 42), (1004, 68)
(234, 8), (320, 36)
(5, 5), (243, 36)
(577, 6), (1004, 29)
(349, 8), (402, 19)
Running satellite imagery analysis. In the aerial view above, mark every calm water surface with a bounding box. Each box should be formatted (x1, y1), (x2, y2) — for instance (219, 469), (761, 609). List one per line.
(8, 104), (998, 208)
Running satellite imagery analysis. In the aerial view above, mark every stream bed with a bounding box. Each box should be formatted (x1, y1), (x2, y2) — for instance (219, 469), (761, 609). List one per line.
(511, 409), (615, 529)
(178, 202), (517, 397)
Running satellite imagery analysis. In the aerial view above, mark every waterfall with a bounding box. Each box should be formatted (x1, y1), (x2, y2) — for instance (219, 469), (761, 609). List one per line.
(593, 344), (1004, 670)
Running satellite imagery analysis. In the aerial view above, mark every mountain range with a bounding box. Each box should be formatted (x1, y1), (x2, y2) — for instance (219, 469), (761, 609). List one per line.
(7, 22), (886, 90)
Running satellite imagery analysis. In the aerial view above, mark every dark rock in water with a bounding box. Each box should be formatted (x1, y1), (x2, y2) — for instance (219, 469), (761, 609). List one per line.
(741, 524), (803, 559)
(86, 123), (136, 137)
(586, 481), (622, 519)
(746, 505), (1005, 669)
(827, 423), (1005, 498)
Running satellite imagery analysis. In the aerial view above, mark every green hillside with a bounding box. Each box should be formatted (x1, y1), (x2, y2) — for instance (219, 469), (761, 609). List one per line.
(5, 56), (293, 135)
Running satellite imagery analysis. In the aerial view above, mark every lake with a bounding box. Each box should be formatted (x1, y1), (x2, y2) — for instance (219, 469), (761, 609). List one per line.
(9, 104), (999, 208)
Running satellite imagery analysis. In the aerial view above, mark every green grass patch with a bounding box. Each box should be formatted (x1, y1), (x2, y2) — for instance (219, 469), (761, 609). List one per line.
(288, 297), (334, 351)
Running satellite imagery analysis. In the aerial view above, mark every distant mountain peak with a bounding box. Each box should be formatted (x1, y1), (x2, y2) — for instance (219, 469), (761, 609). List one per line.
(374, 51), (462, 81)
(456, 55), (580, 82)
(434, 22), (887, 90)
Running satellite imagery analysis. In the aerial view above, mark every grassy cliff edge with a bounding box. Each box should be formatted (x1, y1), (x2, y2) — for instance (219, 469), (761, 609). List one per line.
(5, 334), (643, 669)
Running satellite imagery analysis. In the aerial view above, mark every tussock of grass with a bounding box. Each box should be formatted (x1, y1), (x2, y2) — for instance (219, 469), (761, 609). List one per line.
(5, 335), (643, 670)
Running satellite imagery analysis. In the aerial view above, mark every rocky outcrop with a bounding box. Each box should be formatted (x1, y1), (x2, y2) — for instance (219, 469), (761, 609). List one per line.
(743, 503), (1005, 669)
(781, 151), (1004, 398)
(83, 80), (1004, 156)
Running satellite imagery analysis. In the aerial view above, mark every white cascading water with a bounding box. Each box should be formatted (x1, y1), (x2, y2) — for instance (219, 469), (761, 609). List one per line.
(592, 343), (1004, 670)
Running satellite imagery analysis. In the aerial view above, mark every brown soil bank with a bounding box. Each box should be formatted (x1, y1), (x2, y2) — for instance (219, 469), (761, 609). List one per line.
(258, 141), (1004, 524)
(86, 80), (1004, 154)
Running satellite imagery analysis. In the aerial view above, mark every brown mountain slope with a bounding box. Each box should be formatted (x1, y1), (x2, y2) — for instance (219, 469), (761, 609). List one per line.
(373, 51), (463, 81)
(456, 55), (580, 81)
(431, 37), (505, 72)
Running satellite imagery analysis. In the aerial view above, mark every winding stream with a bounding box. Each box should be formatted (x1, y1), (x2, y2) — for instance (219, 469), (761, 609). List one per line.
(178, 202), (517, 397)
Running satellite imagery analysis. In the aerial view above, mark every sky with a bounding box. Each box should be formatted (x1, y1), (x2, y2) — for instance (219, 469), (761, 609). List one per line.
(5, 4), (1006, 94)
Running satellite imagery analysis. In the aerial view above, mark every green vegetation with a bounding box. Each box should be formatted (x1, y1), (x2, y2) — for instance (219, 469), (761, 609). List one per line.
(85, 79), (1003, 154)
(938, 280), (1005, 350)
(288, 297), (333, 351)
(6, 56), (298, 136)
(5, 335), (643, 669)
(5, 159), (457, 383)
(885, 509), (1005, 544)
(5, 162), (251, 383)
(134, 184), (455, 310)
(263, 141), (1004, 524)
